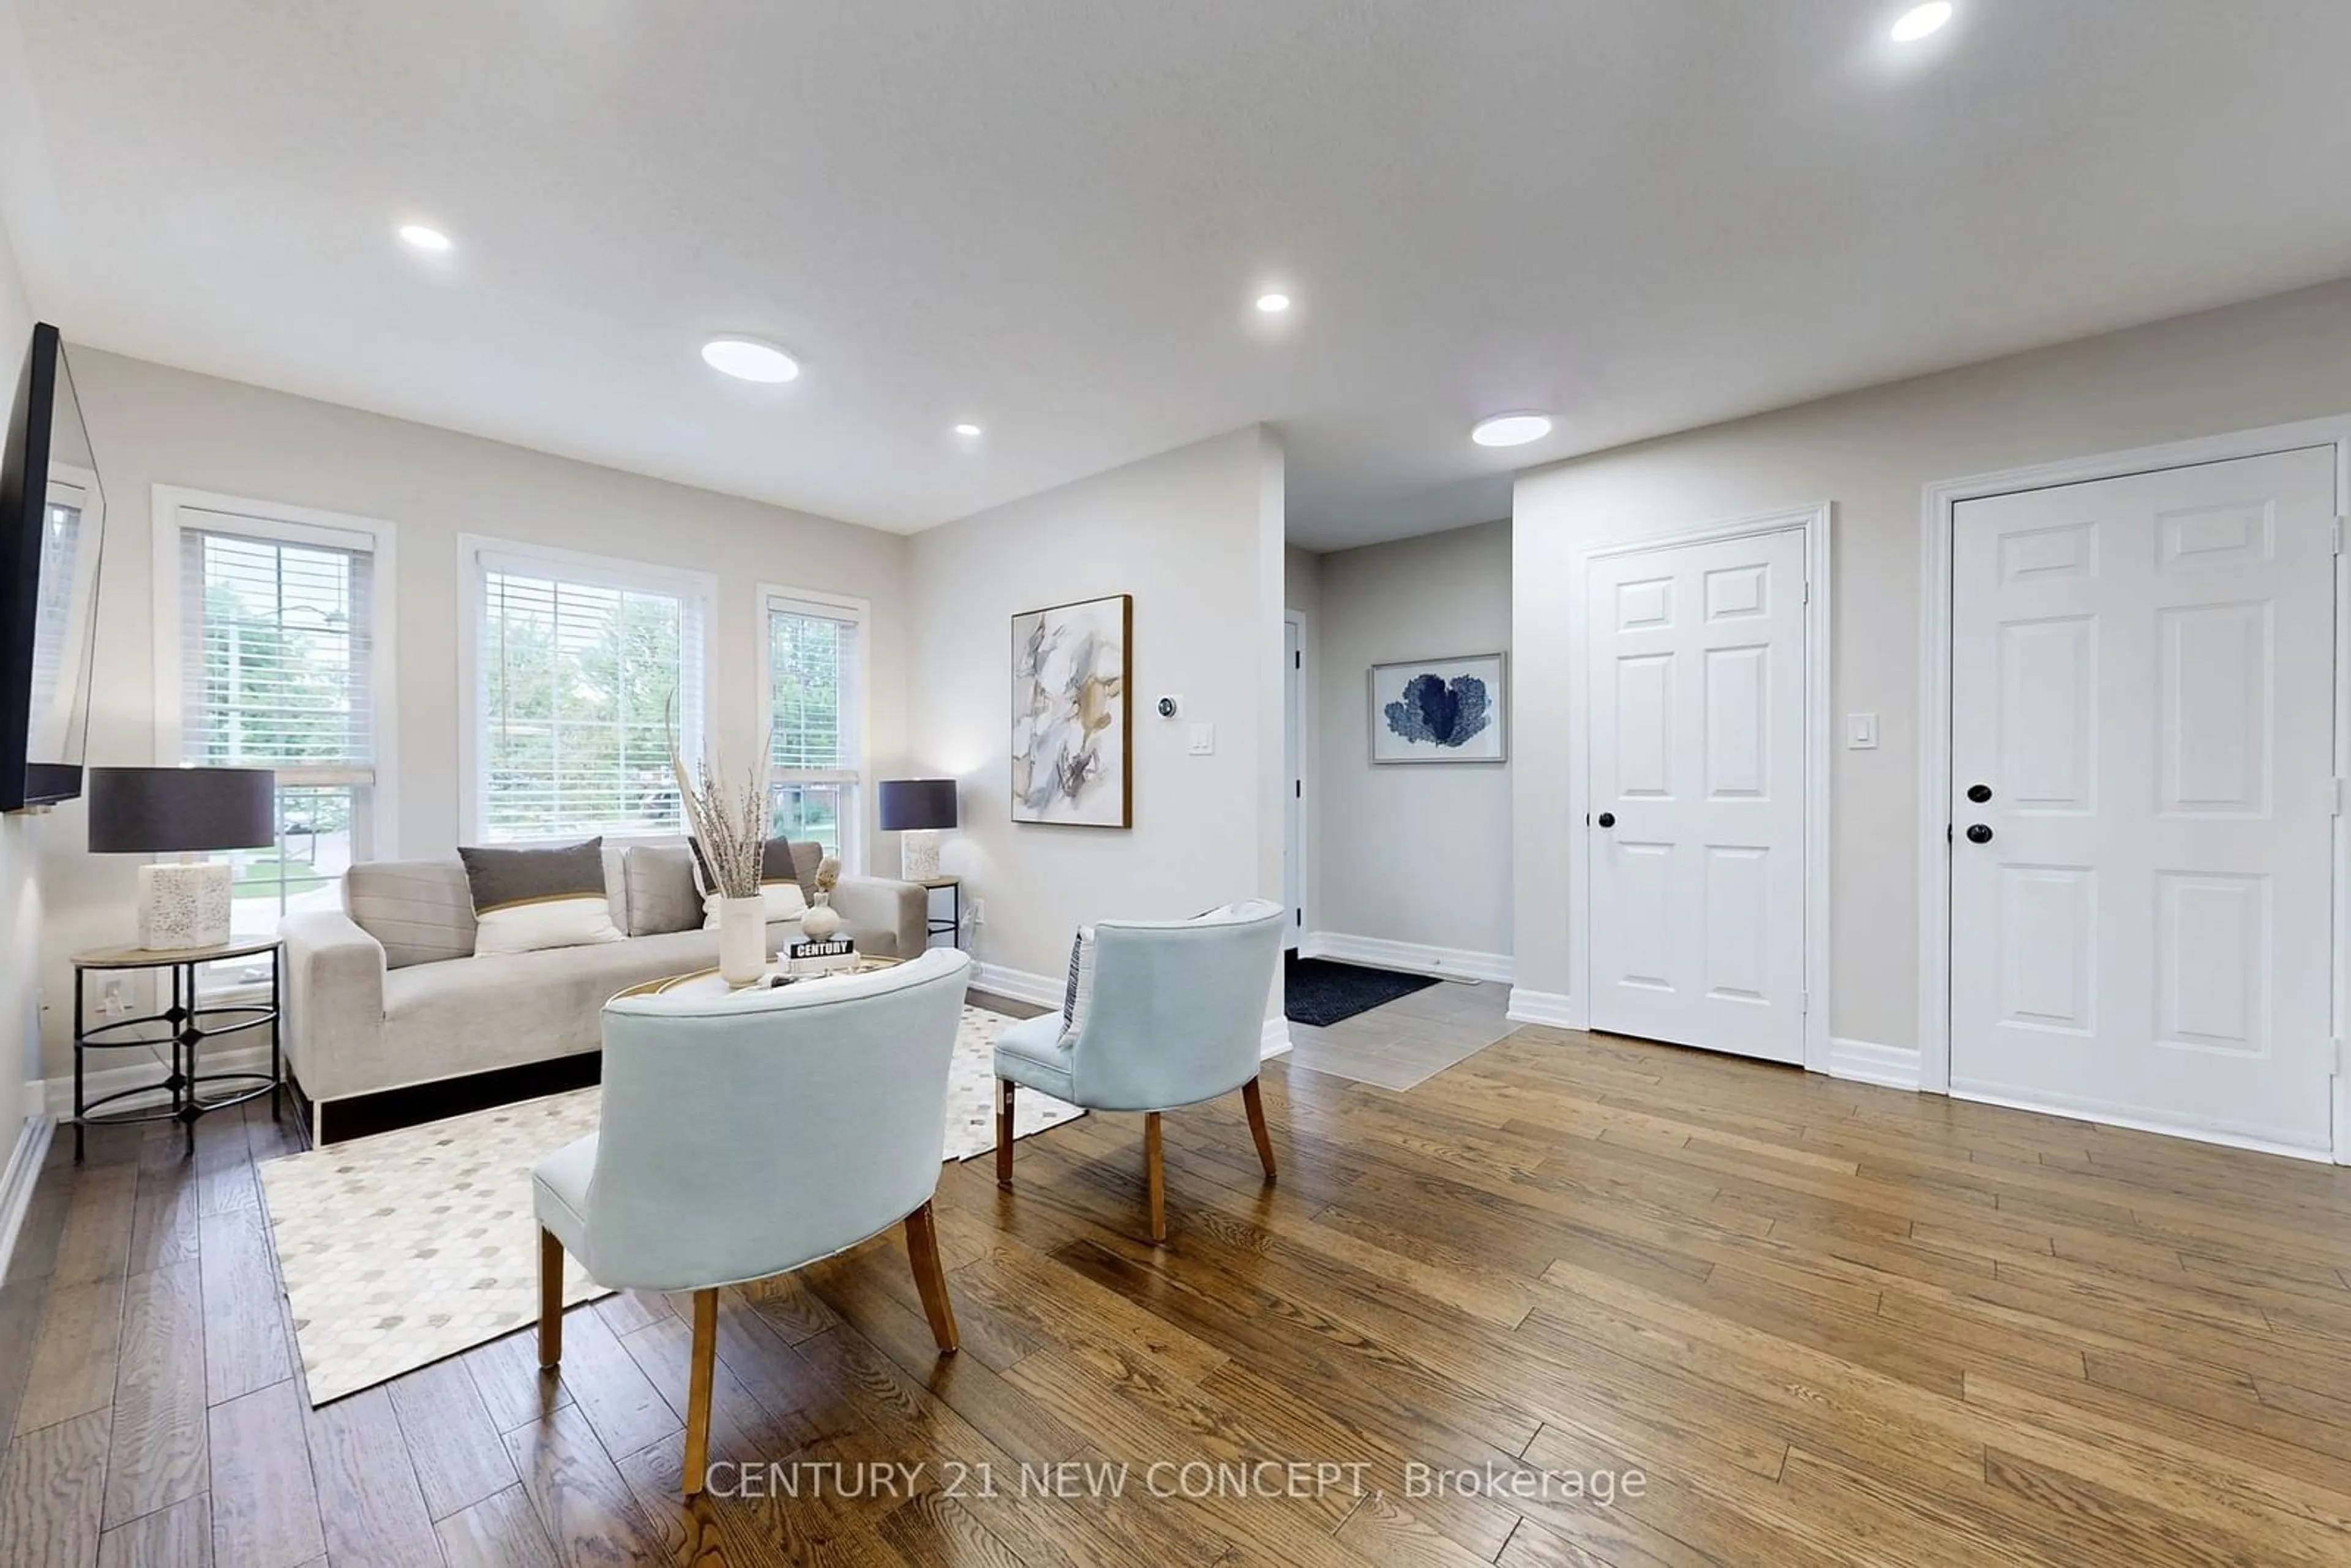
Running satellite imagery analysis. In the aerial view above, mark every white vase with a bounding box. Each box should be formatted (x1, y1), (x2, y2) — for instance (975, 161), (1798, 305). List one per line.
(800, 892), (844, 943)
(717, 895), (768, 988)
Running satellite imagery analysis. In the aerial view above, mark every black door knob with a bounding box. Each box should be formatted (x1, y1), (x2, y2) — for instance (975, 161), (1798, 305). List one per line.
(1596, 812), (1616, 828)
(1965, 823), (1993, 844)
(1967, 784), (1993, 804)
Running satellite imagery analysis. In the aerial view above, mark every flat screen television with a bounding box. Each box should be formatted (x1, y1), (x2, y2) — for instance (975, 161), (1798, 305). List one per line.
(0, 323), (105, 812)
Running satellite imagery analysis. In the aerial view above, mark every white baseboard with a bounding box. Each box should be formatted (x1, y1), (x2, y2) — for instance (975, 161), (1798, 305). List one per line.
(1950, 1082), (2332, 1163)
(1300, 932), (1513, 985)
(42, 1042), (277, 1120)
(1505, 988), (1579, 1029)
(970, 962), (1063, 1010)
(1827, 1037), (1922, 1092)
(1261, 1018), (1292, 1060)
(0, 1114), (53, 1285)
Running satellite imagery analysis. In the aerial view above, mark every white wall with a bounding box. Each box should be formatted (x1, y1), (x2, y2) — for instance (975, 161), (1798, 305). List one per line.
(1311, 520), (1512, 962)
(908, 426), (1285, 986)
(0, 217), (44, 1110)
(1515, 273), (2351, 1054)
(34, 350), (913, 1077)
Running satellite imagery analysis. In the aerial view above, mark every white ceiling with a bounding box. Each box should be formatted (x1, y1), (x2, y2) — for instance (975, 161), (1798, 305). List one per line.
(3, 1), (2350, 550)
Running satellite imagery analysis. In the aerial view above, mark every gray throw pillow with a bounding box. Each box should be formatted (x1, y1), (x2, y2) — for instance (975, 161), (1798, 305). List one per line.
(689, 837), (823, 903)
(343, 860), (476, 969)
(621, 844), (703, 936)
(1063, 926), (1097, 1034)
(782, 839), (822, 901)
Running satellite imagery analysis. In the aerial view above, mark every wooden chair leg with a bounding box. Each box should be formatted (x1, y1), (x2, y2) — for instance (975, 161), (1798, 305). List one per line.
(536, 1227), (564, 1369)
(1144, 1111), (1166, 1244)
(1242, 1077), (1277, 1180)
(903, 1201), (961, 1354)
(995, 1078), (1016, 1189)
(681, 1288), (718, 1496)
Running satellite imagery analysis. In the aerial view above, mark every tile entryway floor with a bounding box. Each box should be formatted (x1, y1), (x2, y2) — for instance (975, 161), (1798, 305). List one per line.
(1281, 973), (1515, 1089)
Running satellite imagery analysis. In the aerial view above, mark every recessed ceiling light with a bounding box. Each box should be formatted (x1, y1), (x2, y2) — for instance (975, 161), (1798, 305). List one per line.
(953, 423), (983, 437)
(1890, 2), (1953, 42)
(1254, 292), (1292, 315)
(398, 223), (452, 252)
(1471, 413), (1553, 448)
(700, 337), (800, 383)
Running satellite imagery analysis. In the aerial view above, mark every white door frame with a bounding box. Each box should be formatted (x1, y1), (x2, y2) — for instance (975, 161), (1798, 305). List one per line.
(1565, 502), (1834, 1074)
(1284, 609), (1310, 947)
(1916, 415), (2351, 1163)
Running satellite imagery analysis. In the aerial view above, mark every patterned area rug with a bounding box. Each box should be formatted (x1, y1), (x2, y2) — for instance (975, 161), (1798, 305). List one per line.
(259, 1003), (1076, 1405)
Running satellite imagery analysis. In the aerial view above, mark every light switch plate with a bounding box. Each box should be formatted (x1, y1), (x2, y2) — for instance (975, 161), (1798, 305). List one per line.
(1188, 723), (1215, 756)
(1845, 713), (1878, 750)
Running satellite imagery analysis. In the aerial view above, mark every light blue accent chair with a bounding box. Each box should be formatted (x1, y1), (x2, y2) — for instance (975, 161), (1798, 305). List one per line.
(532, 947), (973, 1496)
(992, 900), (1284, 1243)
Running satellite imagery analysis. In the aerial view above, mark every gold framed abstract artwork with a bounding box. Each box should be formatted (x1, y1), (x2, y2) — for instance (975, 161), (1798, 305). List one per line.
(1011, 593), (1132, 827)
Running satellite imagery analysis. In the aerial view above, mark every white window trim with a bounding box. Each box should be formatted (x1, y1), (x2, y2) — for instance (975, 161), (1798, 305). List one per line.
(457, 533), (719, 845)
(150, 485), (400, 855)
(759, 582), (871, 871)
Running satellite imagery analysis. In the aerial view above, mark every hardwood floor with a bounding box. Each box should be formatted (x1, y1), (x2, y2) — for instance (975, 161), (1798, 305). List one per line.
(7, 997), (2351, 1564)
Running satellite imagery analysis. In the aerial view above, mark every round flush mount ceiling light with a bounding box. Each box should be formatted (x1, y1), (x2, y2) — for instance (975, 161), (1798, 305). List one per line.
(1471, 413), (1553, 448)
(398, 223), (452, 252)
(700, 337), (801, 383)
(1254, 292), (1292, 315)
(1890, 2), (1954, 42)
(953, 422), (983, 437)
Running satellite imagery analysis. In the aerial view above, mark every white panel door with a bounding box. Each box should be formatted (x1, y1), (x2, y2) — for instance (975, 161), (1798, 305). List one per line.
(1949, 446), (2337, 1153)
(1588, 528), (1807, 1063)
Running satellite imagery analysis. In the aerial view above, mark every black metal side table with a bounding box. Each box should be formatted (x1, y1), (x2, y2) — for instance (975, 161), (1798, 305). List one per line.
(71, 939), (283, 1161)
(917, 876), (964, 950)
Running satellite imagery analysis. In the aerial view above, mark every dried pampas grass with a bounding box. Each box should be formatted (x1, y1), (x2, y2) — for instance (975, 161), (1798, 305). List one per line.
(669, 700), (769, 901)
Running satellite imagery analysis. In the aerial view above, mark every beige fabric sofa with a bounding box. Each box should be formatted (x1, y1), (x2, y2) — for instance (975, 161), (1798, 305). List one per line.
(281, 844), (927, 1138)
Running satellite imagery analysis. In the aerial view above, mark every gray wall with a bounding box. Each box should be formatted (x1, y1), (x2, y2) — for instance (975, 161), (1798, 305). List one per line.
(909, 427), (1286, 985)
(34, 351), (915, 1077)
(1515, 272), (2351, 1054)
(1311, 520), (1512, 959)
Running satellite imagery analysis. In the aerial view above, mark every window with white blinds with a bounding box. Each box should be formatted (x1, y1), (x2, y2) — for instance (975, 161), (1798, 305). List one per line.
(173, 506), (385, 943)
(766, 590), (865, 861)
(472, 546), (709, 842)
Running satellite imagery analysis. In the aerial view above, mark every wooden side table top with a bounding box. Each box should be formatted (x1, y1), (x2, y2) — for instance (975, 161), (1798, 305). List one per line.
(915, 876), (961, 889)
(72, 937), (283, 970)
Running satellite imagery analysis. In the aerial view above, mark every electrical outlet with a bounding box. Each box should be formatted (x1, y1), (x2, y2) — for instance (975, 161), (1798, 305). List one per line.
(100, 980), (128, 1018)
(969, 899), (986, 928)
(1188, 723), (1215, 756)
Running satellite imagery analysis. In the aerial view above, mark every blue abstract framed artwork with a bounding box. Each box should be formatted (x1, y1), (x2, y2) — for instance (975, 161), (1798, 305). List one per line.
(1369, 653), (1507, 764)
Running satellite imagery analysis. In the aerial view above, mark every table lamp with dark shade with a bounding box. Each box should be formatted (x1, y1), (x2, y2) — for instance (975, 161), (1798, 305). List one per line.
(88, 766), (277, 951)
(877, 778), (957, 882)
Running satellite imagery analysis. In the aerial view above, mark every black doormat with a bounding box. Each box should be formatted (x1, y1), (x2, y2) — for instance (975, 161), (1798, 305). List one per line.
(1284, 952), (1441, 1027)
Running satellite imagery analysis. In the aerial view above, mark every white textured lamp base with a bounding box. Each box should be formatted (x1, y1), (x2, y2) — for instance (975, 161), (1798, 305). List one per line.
(138, 860), (234, 951)
(900, 830), (942, 882)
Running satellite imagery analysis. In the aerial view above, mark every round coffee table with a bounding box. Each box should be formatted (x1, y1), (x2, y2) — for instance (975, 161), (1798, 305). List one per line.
(613, 954), (902, 1000)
